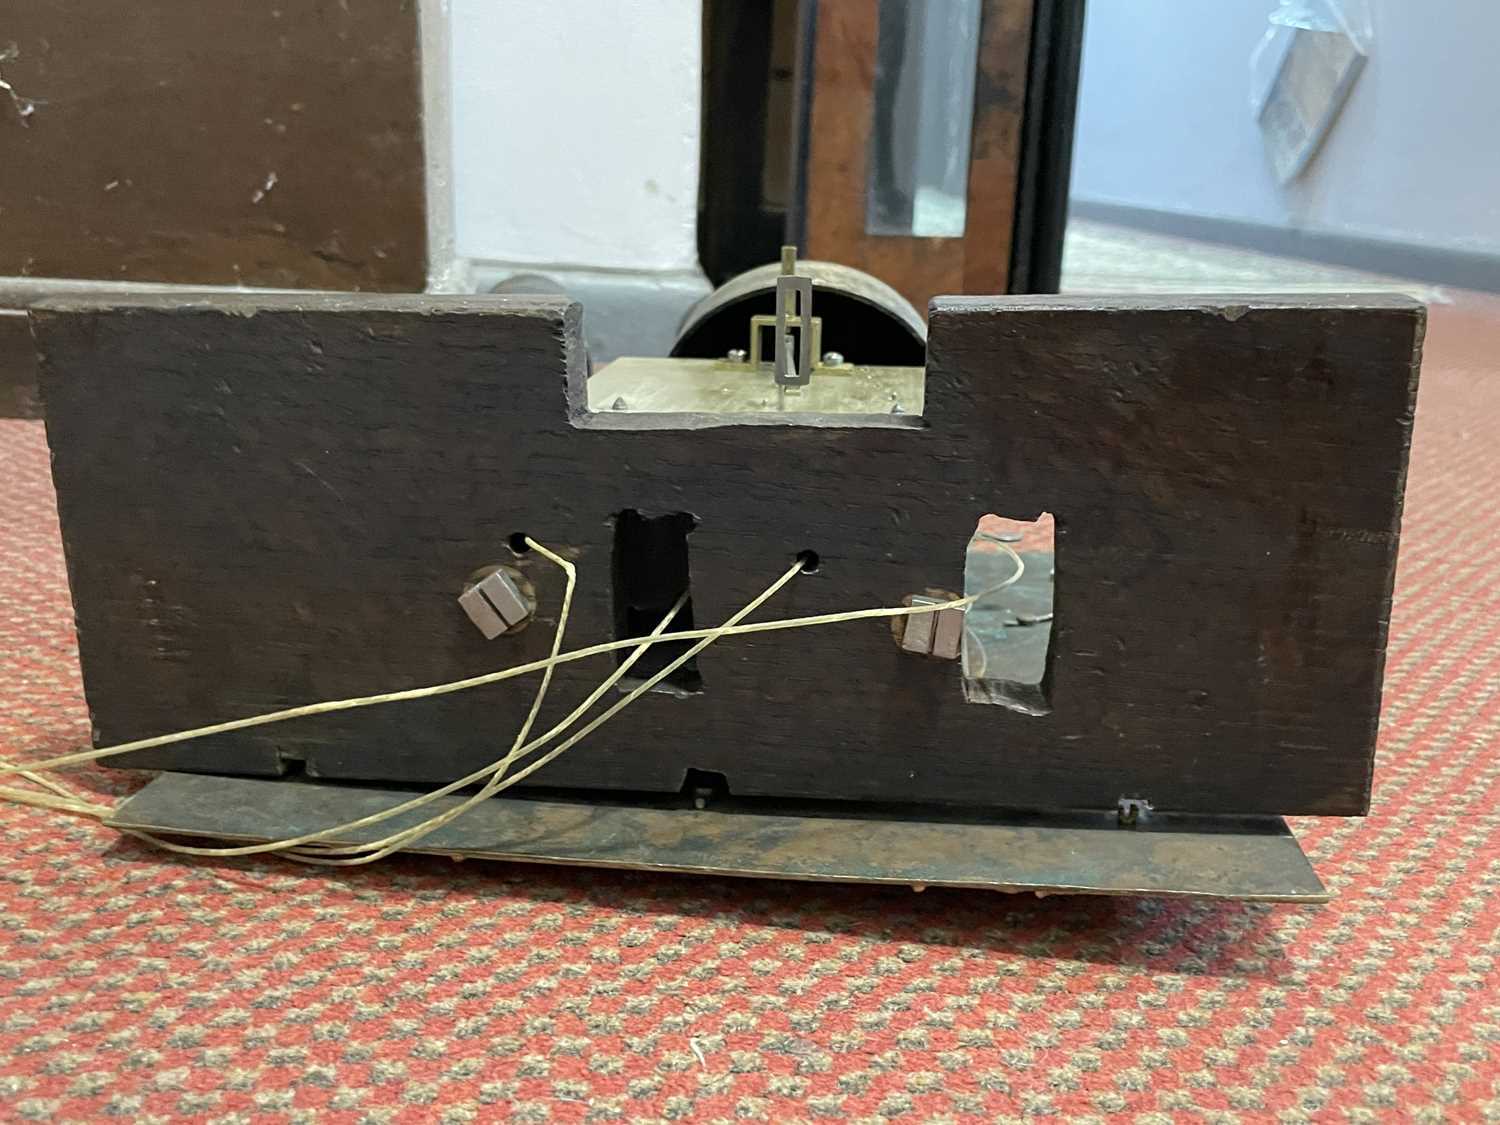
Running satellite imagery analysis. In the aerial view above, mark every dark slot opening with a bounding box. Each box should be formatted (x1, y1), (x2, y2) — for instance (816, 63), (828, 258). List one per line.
(275, 752), (308, 778)
(679, 768), (731, 808)
(611, 510), (703, 695)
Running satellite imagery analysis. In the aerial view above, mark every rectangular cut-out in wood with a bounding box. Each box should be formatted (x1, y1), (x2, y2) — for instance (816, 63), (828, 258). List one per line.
(964, 513), (1055, 715)
(32, 292), (1423, 817)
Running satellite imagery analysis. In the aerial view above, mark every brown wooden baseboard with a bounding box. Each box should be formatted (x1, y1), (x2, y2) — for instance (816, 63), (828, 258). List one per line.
(0, 1), (426, 291)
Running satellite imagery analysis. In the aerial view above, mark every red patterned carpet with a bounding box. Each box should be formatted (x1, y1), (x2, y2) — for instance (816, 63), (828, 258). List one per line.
(2, 297), (1499, 1122)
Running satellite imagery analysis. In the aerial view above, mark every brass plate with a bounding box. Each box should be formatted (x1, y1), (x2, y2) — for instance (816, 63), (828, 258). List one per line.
(109, 773), (1328, 902)
(588, 357), (925, 423)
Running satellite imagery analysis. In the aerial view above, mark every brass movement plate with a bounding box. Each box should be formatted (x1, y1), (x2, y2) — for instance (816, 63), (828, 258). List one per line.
(109, 773), (1329, 903)
(588, 357), (926, 422)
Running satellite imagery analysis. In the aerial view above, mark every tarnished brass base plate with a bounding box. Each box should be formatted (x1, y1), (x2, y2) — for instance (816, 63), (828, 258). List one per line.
(588, 357), (925, 422)
(108, 773), (1329, 902)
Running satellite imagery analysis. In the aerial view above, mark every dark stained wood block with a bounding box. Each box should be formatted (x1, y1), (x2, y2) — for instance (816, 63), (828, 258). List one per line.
(32, 293), (1423, 816)
(0, 2), (425, 290)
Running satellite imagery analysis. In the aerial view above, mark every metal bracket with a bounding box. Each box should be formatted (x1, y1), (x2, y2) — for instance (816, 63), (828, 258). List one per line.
(773, 279), (814, 387)
(458, 567), (534, 639)
(900, 595), (965, 660)
(773, 245), (814, 387)
(1118, 796), (1154, 827)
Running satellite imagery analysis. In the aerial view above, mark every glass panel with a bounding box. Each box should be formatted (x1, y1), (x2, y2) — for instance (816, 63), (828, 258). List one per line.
(866, 0), (982, 238)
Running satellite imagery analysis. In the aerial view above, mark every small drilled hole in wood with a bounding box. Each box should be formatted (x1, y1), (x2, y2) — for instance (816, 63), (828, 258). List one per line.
(796, 549), (821, 574)
(962, 513), (1054, 716)
(507, 532), (533, 555)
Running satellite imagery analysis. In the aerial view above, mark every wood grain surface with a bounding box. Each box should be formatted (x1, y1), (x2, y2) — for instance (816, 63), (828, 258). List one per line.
(33, 293), (1423, 816)
(804, 0), (1034, 311)
(0, 2), (425, 290)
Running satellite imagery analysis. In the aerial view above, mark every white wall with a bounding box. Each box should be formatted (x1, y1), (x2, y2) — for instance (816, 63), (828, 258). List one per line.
(1071, 1), (1500, 256)
(448, 0), (703, 273)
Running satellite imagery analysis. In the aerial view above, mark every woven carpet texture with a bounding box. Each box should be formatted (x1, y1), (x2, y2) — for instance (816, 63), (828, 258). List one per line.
(2, 294), (1498, 1122)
